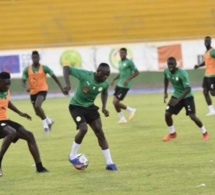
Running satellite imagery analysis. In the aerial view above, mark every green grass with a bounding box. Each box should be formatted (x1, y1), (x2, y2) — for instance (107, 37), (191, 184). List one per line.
(1, 91), (215, 195)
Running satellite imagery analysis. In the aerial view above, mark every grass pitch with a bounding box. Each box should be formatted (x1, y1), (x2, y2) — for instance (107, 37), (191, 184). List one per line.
(0, 91), (215, 195)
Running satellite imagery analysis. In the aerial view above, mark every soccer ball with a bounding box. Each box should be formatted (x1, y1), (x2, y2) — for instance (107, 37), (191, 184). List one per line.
(73, 154), (89, 170)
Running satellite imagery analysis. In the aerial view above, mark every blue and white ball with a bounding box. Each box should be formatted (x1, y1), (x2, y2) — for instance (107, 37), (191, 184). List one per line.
(71, 154), (89, 170)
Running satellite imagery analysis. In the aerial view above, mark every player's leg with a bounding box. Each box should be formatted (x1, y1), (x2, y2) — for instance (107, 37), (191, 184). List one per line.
(208, 77), (215, 96)
(89, 118), (117, 170)
(163, 111), (177, 141)
(34, 92), (53, 132)
(113, 86), (135, 123)
(203, 88), (215, 115)
(113, 96), (127, 123)
(202, 77), (215, 115)
(163, 97), (182, 141)
(16, 125), (48, 172)
(189, 113), (208, 140)
(68, 105), (88, 167)
(0, 125), (17, 176)
(185, 97), (209, 140)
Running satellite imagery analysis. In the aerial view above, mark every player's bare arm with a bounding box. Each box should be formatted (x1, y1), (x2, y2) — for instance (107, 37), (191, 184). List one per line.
(194, 61), (205, 69)
(8, 101), (32, 120)
(21, 79), (30, 93)
(169, 87), (191, 106)
(51, 74), (68, 95)
(177, 87), (191, 102)
(101, 93), (109, 117)
(164, 77), (169, 103)
(63, 66), (71, 93)
(123, 70), (139, 86)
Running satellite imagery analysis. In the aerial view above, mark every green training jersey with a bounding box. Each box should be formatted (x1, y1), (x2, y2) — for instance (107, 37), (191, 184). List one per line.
(117, 58), (137, 89)
(164, 68), (193, 98)
(69, 67), (109, 107)
(22, 65), (53, 80)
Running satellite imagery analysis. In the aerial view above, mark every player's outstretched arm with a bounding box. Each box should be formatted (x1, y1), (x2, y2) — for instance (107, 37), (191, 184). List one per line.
(194, 61), (205, 69)
(51, 74), (68, 95)
(63, 66), (71, 93)
(8, 101), (32, 120)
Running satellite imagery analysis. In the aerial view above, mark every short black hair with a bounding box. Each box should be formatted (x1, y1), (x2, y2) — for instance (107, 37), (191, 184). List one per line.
(167, 56), (176, 62)
(0, 72), (10, 79)
(32, 50), (39, 55)
(98, 63), (110, 69)
(120, 48), (127, 52)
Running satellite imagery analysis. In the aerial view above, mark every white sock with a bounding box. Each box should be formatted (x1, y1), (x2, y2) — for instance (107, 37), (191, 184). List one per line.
(46, 116), (53, 124)
(200, 126), (207, 134)
(126, 106), (134, 112)
(168, 125), (175, 134)
(208, 105), (215, 112)
(69, 141), (80, 160)
(117, 112), (125, 119)
(42, 119), (48, 128)
(102, 149), (113, 165)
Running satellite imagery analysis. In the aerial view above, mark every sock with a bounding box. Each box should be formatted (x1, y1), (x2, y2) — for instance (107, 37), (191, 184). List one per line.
(168, 125), (175, 134)
(42, 119), (48, 128)
(46, 116), (53, 124)
(69, 141), (80, 160)
(200, 126), (207, 134)
(126, 106), (134, 112)
(102, 149), (113, 165)
(117, 112), (125, 120)
(208, 105), (215, 112)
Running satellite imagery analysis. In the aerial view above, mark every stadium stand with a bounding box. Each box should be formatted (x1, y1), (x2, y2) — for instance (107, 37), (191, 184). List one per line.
(0, 0), (214, 49)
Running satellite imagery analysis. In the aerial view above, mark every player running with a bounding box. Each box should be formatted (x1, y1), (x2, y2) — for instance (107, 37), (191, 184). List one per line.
(163, 57), (209, 141)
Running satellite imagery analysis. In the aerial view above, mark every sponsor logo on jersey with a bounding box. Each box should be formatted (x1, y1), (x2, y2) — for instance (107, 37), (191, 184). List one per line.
(82, 87), (89, 93)
(1, 123), (6, 126)
(98, 87), (103, 92)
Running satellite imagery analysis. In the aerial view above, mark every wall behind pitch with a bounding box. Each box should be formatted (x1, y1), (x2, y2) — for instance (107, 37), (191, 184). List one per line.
(0, 0), (214, 49)
(0, 39), (208, 78)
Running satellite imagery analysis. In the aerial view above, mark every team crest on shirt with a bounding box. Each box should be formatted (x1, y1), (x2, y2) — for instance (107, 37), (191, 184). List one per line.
(98, 87), (103, 92)
(82, 87), (89, 93)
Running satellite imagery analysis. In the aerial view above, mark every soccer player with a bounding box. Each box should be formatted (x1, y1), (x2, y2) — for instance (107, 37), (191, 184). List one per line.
(111, 48), (139, 124)
(63, 63), (117, 171)
(22, 50), (67, 132)
(194, 36), (215, 116)
(0, 72), (48, 176)
(163, 57), (209, 141)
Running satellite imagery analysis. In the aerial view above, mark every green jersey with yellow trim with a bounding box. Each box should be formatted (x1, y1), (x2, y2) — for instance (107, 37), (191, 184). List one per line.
(164, 68), (193, 98)
(69, 67), (109, 107)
